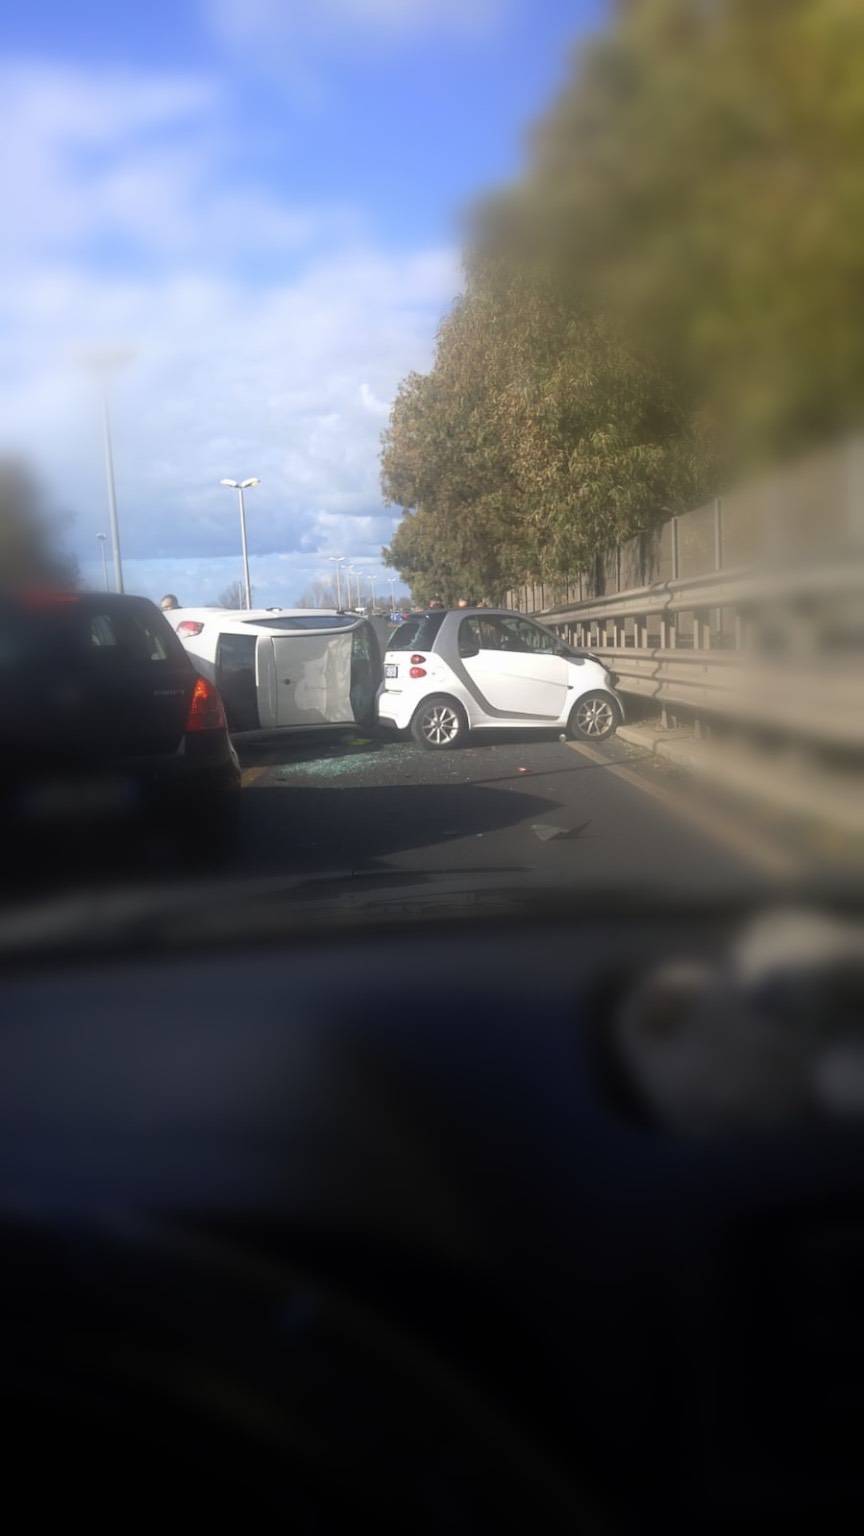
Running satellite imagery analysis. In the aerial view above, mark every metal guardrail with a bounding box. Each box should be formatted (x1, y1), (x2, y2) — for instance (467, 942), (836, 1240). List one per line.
(538, 558), (864, 627)
(533, 555), (864, 749)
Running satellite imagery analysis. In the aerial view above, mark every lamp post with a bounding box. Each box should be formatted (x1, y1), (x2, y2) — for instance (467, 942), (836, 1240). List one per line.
(80, 349), (133, 594)
(219, 478), (260, 610)
(327, 555), (345, 610)
(96, 533), (110, 592)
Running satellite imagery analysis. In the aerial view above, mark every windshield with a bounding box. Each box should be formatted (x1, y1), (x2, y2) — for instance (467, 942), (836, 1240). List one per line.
(0, 3), (860, 933)
(4, 13), (864, 1530)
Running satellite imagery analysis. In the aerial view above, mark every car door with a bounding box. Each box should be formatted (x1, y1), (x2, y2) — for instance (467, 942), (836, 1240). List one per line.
(458, 615), (570, 718)
(272, 632), (353, 726)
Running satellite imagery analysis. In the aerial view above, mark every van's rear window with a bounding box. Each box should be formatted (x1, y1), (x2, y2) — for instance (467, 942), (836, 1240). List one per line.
(243, 616), (356, 631)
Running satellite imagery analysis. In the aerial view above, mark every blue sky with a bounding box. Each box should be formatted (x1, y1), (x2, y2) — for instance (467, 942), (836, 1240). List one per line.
(2, 0), (606, 605)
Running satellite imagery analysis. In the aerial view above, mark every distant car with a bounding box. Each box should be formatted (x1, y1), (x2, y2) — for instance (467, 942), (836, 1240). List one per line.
(165, 607), (382, 736)
(377, 607), (623, 749)
(0, 591), (240, 831)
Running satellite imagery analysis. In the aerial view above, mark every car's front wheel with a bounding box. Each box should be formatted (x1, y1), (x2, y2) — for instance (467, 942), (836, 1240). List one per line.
(410, 695), (468, 750)
(568, 691), (620, 742)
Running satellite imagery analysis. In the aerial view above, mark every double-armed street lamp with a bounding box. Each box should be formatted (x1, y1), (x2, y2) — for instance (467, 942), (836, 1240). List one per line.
(327, 555), (346, 609)
(219, 477), (261, 610)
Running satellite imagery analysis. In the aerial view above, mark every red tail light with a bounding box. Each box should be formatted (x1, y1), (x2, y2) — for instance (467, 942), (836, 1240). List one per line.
(22, 589), (79, 608)
(185, 675), (227, 733)
(409, 666), (426, 678)
(410, 654), (426, 664)
(177, 620), (205, 638)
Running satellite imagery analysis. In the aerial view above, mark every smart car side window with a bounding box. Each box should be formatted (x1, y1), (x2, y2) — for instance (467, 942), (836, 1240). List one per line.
(499, 618), (556, 653)
(458, 618), (483, 656)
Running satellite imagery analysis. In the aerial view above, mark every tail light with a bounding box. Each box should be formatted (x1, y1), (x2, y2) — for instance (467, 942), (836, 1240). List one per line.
(177, 620), (205, 638)
(410, 654), (426, 664)
(22, 590), (78, 608)
(185, 675), (227, 733)
(409, 666), (426, 678)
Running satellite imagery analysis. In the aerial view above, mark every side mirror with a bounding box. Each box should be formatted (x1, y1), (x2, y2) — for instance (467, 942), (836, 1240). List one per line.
(554, 644), (572, 659)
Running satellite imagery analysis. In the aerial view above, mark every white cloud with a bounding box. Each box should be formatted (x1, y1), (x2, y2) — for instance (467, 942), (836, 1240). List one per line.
(208, 0), (507, 50)
(0, 61), (352, 270)
(0, 60), (460, 600)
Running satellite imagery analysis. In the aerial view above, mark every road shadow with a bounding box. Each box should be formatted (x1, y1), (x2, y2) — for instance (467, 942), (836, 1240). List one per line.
(231, 779), (556, 876)
(5, 777), (558, 904)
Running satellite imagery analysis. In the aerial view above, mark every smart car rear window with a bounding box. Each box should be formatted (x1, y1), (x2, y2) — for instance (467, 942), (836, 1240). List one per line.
(387, 613), (446, 651)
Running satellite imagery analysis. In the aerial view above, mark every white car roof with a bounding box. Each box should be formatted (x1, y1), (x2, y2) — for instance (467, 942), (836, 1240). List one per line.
(168, 606), (360, 635)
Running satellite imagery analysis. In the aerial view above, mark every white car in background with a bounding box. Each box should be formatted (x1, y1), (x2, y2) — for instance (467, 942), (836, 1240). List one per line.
(165, 608), (382, 737)
(376, 608), (623, 749)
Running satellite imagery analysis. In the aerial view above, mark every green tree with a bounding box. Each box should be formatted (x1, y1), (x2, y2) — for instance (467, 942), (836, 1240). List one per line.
(382, 263), (704, 595)
(0, 459), (77, 593)
(383, 0), (861, 595)
(521, 0), (864, 457)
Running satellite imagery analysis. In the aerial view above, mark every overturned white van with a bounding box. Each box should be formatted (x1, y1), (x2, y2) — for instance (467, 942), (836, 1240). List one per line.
(164, 608), (382, 737)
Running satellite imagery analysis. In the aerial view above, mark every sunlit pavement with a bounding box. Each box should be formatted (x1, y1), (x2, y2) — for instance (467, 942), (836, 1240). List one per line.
(230, 726), (808, 896)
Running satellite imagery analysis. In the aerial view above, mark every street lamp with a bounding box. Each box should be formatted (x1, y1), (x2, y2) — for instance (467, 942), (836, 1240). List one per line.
(347, 566), (362, 609)
(327, 555), (346, 610)
(364, 571), (377, 610)
(96, 533), (109, 592)
(81, 349), (133, 594)
(387, 575), (397, 613)
(219, 477), (260, 610)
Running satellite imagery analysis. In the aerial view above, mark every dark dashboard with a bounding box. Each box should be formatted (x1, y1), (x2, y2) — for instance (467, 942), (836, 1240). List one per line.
(2, 904), (862, 1531)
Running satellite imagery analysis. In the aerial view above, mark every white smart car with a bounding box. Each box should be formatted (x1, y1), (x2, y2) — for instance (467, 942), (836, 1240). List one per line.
(164, 607), (382, 737)
(376, 608), (623, 749)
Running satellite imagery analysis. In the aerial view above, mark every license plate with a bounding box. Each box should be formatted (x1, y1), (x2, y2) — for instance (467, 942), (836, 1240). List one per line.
(384, 663), (398, 678)
(22, 777), (139, 821)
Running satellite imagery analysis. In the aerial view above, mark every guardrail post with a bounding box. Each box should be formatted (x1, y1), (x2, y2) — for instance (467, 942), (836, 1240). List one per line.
(714, 497), (724, 639)
(671, 516), (680, 581)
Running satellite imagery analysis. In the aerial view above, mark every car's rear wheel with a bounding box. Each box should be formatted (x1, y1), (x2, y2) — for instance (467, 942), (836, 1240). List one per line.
(410, 695), (468, 750)
(568, 691), (620, 742)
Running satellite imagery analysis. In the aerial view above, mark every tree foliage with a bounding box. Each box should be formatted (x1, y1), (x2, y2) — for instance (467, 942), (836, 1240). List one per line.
(217, 580), (246, 609)
(523, 0), (864, 456)
(0, 459), (77, 594)
(383, 0), (863, 599)
(294, 581), (339, 608)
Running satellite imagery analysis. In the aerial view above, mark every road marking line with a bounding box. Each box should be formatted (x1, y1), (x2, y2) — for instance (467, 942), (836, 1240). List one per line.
(565, 740), (801, 880)
(241, 766), (269, 786)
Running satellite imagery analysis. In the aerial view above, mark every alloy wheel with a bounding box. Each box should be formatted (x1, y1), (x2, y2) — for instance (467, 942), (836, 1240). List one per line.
(575, 697), (614, 738)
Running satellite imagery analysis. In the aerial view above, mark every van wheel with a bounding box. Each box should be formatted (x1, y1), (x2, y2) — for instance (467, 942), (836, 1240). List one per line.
(411, 696), (468, 750)
(568, 692), (620, 742)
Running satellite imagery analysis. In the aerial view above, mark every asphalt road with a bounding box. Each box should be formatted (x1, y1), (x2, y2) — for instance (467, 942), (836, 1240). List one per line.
(229, 725), (796, 897)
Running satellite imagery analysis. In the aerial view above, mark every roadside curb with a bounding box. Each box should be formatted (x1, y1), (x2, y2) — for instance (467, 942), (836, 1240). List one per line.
(616, 723), (864, 837)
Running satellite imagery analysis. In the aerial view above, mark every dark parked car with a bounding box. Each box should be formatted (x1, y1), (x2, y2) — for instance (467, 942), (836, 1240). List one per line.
(0, 591), (240, 840)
